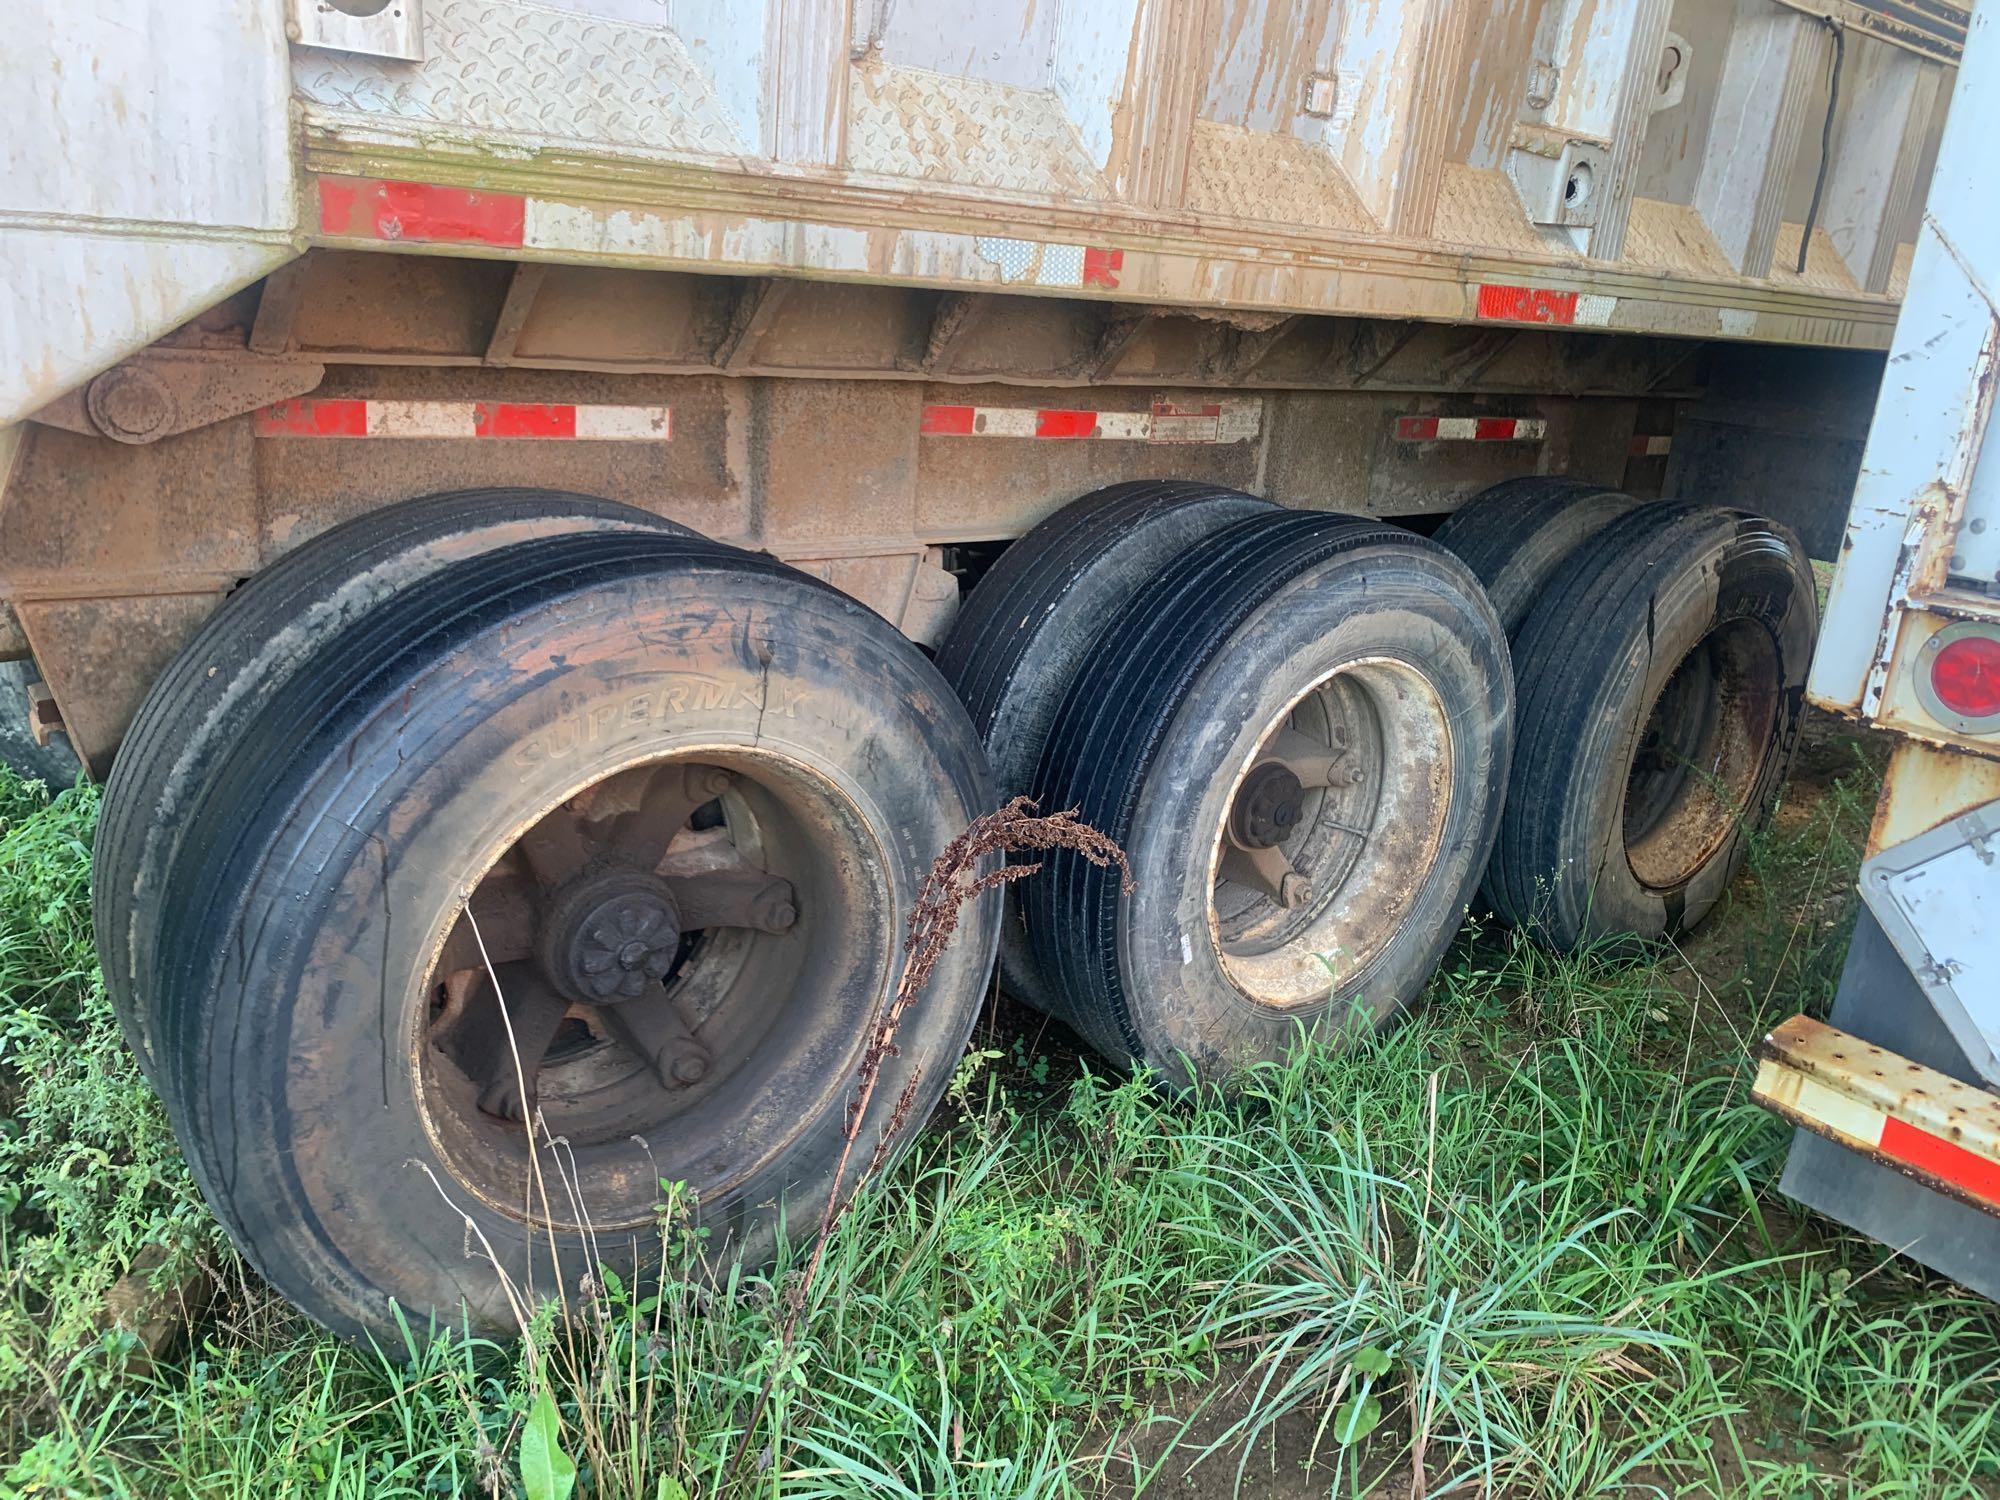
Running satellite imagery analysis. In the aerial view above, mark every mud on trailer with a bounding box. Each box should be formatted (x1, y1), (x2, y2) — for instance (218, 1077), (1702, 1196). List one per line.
(0, 0), (1983, 1340)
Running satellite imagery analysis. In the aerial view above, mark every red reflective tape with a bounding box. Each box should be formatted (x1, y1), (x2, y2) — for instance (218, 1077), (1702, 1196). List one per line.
(919, 404), (977, 435)
(1395, 416), (1440, 441)
(316, 176), (526, 247)
(254, 399), (367, 437)
(1035, 409), (1100, 438)
(477, 402), (575, 438)
(1474, 417), (1516, 441)
(1880, 1116), (2000, 1207)
(314, 177), (365, 238)
(1082, 248), (1124, 289)
(1476, 283), (1579, 325)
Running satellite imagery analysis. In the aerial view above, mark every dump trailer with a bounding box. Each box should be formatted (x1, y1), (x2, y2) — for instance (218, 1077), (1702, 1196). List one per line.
(0, 0), (1972, 1341)
(1750, 4), (2000, 1298)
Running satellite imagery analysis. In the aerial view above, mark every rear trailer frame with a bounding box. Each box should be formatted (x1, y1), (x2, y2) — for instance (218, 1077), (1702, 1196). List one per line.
(1764, 1), (2000, 1291)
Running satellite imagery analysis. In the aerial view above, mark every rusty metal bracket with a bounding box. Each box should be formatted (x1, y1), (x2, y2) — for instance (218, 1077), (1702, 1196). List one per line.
(23, 677), (64, 749)
(1753, 1014), (2000, 1217)
(29, 351), (325, 445)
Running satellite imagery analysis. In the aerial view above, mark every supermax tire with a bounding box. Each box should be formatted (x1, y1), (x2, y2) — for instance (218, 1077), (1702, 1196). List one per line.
(140, 530), (998, 1344)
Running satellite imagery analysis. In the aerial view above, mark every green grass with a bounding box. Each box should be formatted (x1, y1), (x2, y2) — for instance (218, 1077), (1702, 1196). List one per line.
(4, 721), (2000, 1498)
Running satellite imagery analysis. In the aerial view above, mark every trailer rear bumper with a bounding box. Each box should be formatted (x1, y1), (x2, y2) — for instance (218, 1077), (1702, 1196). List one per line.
(1757, 1013), (2000, 1218)
(1765, 906), (2000, 1300)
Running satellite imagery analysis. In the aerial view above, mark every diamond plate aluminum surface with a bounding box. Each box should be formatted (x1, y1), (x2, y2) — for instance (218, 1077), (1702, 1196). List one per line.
(1434, 164), (1581, 261)
(1183, 120), (1375, 233)
(1770, 222), (1866, 294)
(1624, 198), (1735, 280)
(293, 0), (747, 159)
(847, 62), (1107, 198)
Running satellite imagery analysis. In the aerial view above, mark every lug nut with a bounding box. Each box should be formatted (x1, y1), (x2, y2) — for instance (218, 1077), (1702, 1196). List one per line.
(750, 884), (799, 932)
(1278, 873), (1314, 908)
(669, 1052), (709, 1086)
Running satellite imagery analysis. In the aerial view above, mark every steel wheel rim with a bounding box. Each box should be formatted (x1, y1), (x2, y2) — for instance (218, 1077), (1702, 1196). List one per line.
(1205, 657), (1454, 1010)
(1622, 620), (1782, 891)
(415, 746), (892, 1231)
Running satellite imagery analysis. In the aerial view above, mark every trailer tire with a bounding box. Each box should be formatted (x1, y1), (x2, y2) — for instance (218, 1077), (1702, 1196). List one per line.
(1022, 510), (1511, 1079)
(935, 480), (1278, 1016)
(142, 530), (998, 1344)
(1488, 504), (1816, 949)
(97, 489), (688, 1089)
(1431, 476), (1637, 636)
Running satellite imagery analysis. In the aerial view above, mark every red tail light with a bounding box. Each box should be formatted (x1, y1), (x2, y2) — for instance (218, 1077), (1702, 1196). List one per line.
(1931, 634), (2000, 717)
(1917, 623), (2000, 734)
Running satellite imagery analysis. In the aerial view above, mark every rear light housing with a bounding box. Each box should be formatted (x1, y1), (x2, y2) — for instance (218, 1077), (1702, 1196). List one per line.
(1915, 621), (2000, 735)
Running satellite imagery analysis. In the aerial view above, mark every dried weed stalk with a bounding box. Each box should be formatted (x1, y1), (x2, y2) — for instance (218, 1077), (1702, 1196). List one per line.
(734, 796), (1129, 1473)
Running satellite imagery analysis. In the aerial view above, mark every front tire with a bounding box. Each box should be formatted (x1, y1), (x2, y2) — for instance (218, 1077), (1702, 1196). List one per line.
(132, 530), (999, 1343)
(97, 488), (688, 1087)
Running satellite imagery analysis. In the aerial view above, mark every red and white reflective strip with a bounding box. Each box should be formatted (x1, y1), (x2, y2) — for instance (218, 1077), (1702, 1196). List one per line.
(314, 175), (1128, 293)
(253, 399), (672, 440)
(1628, 434), (1673, 457)
(1475, 283), (1616, 327)
(1395, 415), (1547, 442)
(920, 398), (1261, 444)
(1754, 1015), (2000, 1214)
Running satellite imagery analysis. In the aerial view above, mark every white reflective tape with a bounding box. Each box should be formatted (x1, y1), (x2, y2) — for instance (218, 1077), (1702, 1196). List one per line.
(1575, 294), (1618, 326)
(972, 407), (1040, 436)
(366, 401), (479, 437)
(1753, 1057), (1888, 1149)
(574, 405), (672, 439)
(1095, 412), (1153, 440)
(923, 400), (1263, 443)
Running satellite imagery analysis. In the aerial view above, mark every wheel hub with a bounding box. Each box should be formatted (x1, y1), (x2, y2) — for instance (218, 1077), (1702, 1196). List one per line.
(1231, 762), (1306, 849)
(538, 866), (683, 1004)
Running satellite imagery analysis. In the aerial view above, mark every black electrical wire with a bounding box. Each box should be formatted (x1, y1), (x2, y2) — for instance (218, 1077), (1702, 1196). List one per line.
(1797, 16), (1846, 275)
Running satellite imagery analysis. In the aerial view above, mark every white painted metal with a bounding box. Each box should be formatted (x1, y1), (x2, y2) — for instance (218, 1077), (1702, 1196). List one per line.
(1810, 4), (1998, 728)
(0, 0), (300, 424)
(1958, 407), (2000, 586)
(1861, 800), (2000, 1088)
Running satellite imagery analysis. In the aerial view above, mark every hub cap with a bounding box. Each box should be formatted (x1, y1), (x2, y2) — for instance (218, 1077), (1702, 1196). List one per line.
(1208, 659), (1454, 1010)
(413, 752), (890, 1231)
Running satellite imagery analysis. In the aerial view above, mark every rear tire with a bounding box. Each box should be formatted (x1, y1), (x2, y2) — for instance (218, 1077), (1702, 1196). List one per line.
(1023, 510), (1512, 1079)
(935, 481), (1278, 1016)
(132, 530), (998, 1344)
(1487, 503), (1817, 949)
(97, 489), (687, 1087)
(1431, 476), (1636, 637)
